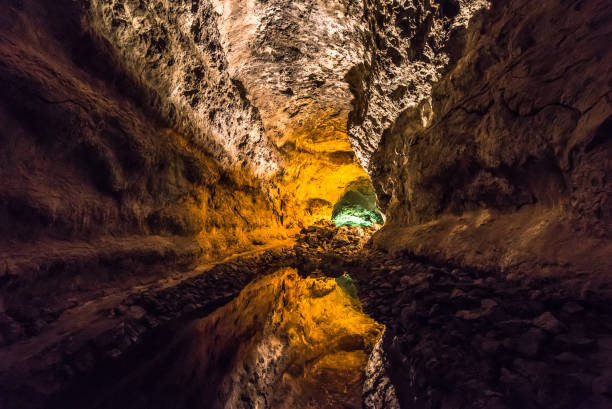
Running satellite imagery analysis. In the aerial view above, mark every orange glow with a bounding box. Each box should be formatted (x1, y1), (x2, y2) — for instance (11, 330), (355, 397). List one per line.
(190, 268), (383, 407)
(166, 130), (288, 258)
(274, 109), (371, 227)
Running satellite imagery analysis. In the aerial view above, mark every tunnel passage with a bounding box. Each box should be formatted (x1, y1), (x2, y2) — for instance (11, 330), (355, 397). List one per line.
(332, 178), (384, 227)
(1, 1), (611, 409)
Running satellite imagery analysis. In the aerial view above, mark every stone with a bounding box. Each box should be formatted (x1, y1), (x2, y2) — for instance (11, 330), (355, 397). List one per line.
(516, 328), (547, 357)
(533, 312), (567, 334)
(575, 395), (612, 409)
(456, 309), (483, 321)
(530, 290), (543, 300)
(554, 352), (585, 365)
(592, 372), (612, 395)
(481, 299), (499, 315)
(400, 273), (429, 287)
(554, 334), (596, 351)
(512, 358), (548, 383)
(450, 288), (467, 299)
(499, 368), (533, 397)
(562, 302), (585, 315)
(482, 338), (501, 355)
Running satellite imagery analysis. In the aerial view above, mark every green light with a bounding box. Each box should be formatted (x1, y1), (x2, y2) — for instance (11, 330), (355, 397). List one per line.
(331, 202), (384, 227)
(331, 179), (384, 227)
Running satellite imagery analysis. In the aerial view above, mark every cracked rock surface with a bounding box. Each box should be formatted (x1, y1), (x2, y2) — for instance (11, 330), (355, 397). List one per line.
(361, 0), (612, 276)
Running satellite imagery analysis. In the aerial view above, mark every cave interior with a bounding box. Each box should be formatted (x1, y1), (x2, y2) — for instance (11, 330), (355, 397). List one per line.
(0, 0), (611, 408)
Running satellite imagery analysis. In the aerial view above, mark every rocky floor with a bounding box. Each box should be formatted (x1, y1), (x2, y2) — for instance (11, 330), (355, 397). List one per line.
(2, 224), (612, 409)
(295, 223), (612, 409)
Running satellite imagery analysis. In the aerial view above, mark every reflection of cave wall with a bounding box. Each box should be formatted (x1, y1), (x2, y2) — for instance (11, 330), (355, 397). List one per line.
(332, 179), (383, 227)
(63, 269), (382, 409)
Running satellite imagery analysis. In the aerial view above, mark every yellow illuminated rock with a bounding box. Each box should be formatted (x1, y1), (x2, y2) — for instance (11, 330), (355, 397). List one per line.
(276, 110), (372, 227)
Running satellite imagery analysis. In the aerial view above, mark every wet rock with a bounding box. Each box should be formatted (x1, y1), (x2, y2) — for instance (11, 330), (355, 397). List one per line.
(554, 333), (596, 351)
(516, 328), (547, 357)
(481, 299), (499, 315)
(127, 305), (146, 320)
(533, 312), (567, 334)
(562, 302), (585, 315)
(575, 395), (612, 409)
(455, 309), (481, 320)
(512, 358), (547, 383)
(554, 352), (585, 365)
(592, 372), (612, 395)
(450, 288), (466, 299)
(0, 313), (25, 346)
(499, 367), (533, 397)
(482, 338), (501, 355)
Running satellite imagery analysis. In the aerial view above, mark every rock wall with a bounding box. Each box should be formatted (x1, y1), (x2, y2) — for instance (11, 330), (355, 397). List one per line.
(89, 0), (379, 226)
(0, 0), (285, 341)
(349, 0), (612, 277)
(88, 0), (280, 176)
(346, 0), (489, 170)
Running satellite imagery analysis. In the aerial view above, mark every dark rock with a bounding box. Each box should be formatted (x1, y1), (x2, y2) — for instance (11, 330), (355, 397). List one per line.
(516, 328), (547, 357)
(482, 338), (501, 355)
(554, 333), (596, 351)
(562, 301), (585, 315)
(554, 352), (585, 365)
(533, 312), (567, 334)
(455, 309), (482, 320)
(592, 372), (612, 395)
(450, 288), (466, 299)
(499, 367), (533, 397)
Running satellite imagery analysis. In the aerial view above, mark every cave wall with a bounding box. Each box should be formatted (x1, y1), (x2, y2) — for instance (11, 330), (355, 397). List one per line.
(0, 0), (285, 341)
(349, 0), (612, 277)
(2, 0), (611, 354)
(88, 0), (280, 176)
(88, 0), (379, 227)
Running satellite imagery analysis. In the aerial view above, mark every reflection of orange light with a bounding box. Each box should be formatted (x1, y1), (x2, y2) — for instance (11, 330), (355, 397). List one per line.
(196, 268), (383, 407)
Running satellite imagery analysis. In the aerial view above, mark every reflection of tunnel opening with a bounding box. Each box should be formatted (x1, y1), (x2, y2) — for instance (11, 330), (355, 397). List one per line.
(331, 179), (384, 227)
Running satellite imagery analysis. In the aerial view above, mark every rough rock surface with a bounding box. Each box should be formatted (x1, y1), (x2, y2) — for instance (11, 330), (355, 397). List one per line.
(357, 0), (612, 276)
(88, 0), (280, 175)
(362, 329), (400, 409)
(88, 0), (378, 225)
(347, 0), (489, 170)
(296, 224), (612, 409)
(294, 220), (381, 275)
(0, 0), (288, 341)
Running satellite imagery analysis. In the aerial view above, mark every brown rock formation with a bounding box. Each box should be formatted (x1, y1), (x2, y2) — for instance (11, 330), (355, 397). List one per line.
(0, 0), (285, 346)
(353, 0), (612, 278)
(1, 0), (611, 408)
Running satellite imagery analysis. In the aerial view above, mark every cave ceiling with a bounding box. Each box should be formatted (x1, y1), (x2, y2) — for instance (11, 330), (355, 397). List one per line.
(89, 0), (490, 226)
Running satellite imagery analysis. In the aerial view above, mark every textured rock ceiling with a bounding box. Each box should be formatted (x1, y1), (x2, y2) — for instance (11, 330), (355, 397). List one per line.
(88, 0), (489, 226)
